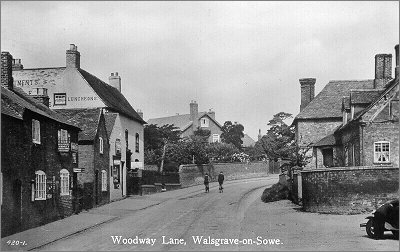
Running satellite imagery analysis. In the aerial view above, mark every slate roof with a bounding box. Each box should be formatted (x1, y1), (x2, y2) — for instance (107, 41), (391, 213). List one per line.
(242, 134), (256, 147)
(104, 113), (118, 137)
(350, 89), (383, 104)
(78, 69), (146, 124)
(147, 112), (222, 131)
(54, 108), (103, 141)
(1, 86), (79, 129)
(313, 133), (337, 147)
(295, 79), (374, 120)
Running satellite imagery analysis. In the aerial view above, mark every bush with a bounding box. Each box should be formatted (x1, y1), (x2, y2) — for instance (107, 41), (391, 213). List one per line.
(261, 182), (290, 203)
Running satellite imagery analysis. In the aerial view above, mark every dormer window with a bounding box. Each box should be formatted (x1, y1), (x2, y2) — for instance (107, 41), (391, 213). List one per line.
(200, 118), (209, 127)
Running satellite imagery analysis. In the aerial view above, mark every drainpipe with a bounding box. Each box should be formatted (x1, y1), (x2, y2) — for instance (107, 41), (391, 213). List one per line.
(360, 123), (366, 166)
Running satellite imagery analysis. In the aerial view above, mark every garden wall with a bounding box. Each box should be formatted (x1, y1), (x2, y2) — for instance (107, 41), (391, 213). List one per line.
(301, 166), (399, 214)
(179, 162), (269, 188)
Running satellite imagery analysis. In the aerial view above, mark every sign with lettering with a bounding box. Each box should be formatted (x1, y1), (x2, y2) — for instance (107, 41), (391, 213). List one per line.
(54, 93), (66, 105)
(67, 96), (99, 102)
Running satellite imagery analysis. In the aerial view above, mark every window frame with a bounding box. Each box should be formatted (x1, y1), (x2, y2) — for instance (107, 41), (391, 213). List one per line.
(200, 117), (209, 127)
(135, 133), (139, 153)
(212, 134), (220, 143)
(35, 170), (46, 200)
(99, 137), (104, 154)
(60, 169), (70, 196)
(374, 141), (390, 163)
(101, 170), (107, 191)
(32, 119), (41, 144)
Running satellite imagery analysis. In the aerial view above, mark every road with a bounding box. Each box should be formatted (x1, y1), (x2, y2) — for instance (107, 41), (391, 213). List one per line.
(37, 176), (398, 251)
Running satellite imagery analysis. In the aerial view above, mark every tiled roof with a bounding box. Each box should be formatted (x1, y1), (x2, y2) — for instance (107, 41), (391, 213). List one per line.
(350, 89), (384, 104)
(147, 112), (222, 131)
(313, 133), (337, 147)
(78, 69), (146, 124)
(104, 112), (118, 137)
(1, 86), (79, 129)
(54, 108), (102, 141)
(295, 80), (374, 120)
(242, 134), (256, 147)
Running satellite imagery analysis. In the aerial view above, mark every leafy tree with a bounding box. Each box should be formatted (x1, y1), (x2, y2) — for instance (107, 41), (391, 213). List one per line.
(191, 127), (211, 143)
(220, 121), (245, 150)
(206, 142), (239, 163)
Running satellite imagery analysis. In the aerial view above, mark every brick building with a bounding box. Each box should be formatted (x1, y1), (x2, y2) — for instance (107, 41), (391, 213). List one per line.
(1, 52), (80, 237)
(293, 46), (398, 169)
(148, 101), (223, 143)
(11, 44), (146, 201)
(313, 44), (399, 168)
(55, 108), (110, 209)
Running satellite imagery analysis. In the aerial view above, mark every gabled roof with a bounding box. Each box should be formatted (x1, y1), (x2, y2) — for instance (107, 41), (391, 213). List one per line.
(295, 79), (374, 121)
(350, 89), (383, 104)
(147, 112), (222, 132)
(78, 69), (146, 124)
(242, 134), (256, 147)
(104, 112), (118, 137)
(54, 108), (103, 141)
(1, 86), (79, 129)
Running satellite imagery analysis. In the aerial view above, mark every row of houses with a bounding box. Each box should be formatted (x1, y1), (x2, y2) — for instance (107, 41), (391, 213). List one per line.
(290, 44), (399, 213)
(1, 45), (146, 237)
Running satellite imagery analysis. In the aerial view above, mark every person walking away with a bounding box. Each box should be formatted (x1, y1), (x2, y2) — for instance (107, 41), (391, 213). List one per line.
(218, 171), (225, 193)
(204, 173), (210, 193)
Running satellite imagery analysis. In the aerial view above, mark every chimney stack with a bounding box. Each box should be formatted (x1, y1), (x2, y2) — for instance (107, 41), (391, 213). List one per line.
(109, 72), (121, 92)
(66, 44), (80, 69)
(190, 100), (198, 129)
(258, 129), (262, 141)
(207, 109), (215, 120)
(1, 51), (13, 90)
(374, 54), (392, 89)
(30, 88), (50, 107)
(137, 109), (143, 119)
(12, 59), (23, 71)
(299, 78), (316, 111)
(395, 44), (399, 79)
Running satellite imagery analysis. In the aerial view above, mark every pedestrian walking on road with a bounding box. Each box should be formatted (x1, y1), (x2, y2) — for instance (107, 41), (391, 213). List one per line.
(204, 173), (210, 193)
(218, 171), (225, 193)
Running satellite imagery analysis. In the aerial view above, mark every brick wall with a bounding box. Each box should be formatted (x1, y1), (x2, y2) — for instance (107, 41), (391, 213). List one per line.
(301, 167), (399, 214)
(179, 162), (269, 188)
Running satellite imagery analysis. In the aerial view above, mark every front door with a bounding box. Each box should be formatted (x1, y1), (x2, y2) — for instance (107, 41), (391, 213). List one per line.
(13, 179), (22, 233)
(322, 148), (334, 167)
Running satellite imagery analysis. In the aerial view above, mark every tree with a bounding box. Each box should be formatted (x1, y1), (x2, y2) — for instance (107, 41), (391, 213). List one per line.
(143, 124), (181, 171)
(191, 127), (211, 143)
(220, 121), (245, 150)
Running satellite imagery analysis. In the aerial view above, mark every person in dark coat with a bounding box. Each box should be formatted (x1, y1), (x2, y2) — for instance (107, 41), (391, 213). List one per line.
(218, 171), (225, 193)
(204, 173), (210, 193)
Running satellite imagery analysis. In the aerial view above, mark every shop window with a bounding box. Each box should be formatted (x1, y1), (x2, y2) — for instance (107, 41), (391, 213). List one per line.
(374, 141), (390, 163)
(35, 170), (46, 200)
(32, 119), (41, 144)
(60, 169), (70, 196)
(102, 170), (107, 191)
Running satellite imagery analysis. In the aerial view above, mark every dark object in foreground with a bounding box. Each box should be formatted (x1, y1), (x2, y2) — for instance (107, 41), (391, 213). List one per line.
(261, 182), (290, 203)
(360, 199), (399, 240)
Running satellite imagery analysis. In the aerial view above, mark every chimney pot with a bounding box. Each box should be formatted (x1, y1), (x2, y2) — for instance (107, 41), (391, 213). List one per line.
(109, 72), (121, 92)
(66, 44), (80, 68)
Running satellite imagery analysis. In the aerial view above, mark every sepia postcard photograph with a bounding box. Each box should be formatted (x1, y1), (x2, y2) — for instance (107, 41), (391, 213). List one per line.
(0, 1), (399, 251)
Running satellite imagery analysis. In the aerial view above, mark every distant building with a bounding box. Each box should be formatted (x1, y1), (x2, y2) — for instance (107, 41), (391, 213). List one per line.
(11, 44), (146, 201)
(242, 134), (256, 148)
(1, 52), (80, 237)
(148, 101), (223, 143)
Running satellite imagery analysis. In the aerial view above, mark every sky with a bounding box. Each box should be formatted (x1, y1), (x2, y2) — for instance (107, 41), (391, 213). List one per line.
(1, 1), (399, 141)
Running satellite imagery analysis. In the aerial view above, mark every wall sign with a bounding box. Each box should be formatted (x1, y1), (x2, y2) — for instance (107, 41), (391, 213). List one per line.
(54, 93), (67, 105)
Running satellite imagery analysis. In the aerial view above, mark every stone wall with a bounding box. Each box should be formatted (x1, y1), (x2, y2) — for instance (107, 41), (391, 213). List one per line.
(179, 162), (269, 188)
(301, 166), (399, 214)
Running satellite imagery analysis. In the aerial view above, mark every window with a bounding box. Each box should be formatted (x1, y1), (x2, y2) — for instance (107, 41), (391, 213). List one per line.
(99, 137), (104, 154)
(115, 139), (121, 155)
(374, 141), (390, 163)
(125, 130), (129, 148)
(32, 119), (41, 144)
(101, 170), (107, 191)
(35, 170), (46, 200)
(60, 169), (70, 196)
(135, 133), (139, 153)
(72, 153), (77, 164)
(212, 134), (220, 143)
(58, 129), (70, 152)
(200, 118), (209, 127)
